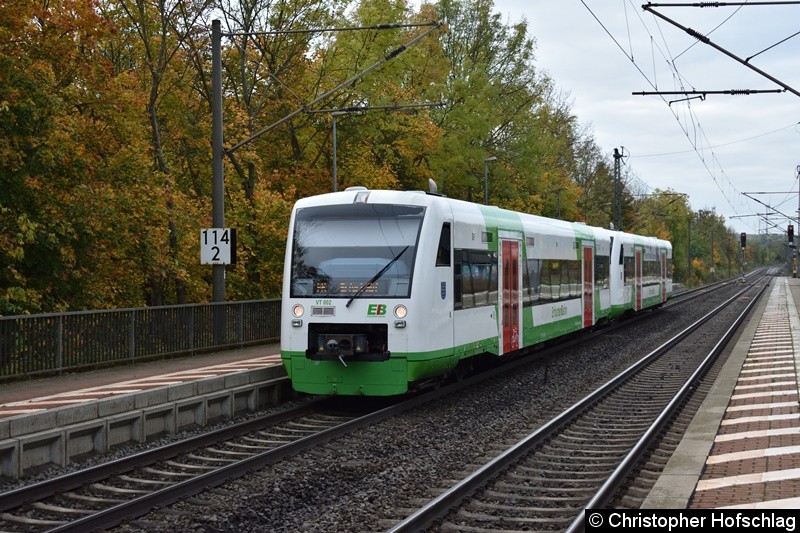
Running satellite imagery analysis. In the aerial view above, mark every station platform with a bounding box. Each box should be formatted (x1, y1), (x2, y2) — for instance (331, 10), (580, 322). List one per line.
(645, 276), (800, 509)
(0, 344), (286, 479)
(0, 344), (283, 416)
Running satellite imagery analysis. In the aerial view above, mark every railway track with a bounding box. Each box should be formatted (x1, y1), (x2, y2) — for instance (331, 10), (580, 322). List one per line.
(0, 400), (373, 532)
(0, 359), (542, 532)
(0, 274), (764, 531)
(389, 272), (771, 532)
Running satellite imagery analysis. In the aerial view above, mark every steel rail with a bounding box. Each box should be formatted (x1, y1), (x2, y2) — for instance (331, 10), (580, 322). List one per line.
(388, 273), (770, 532)
(565, 273), (770, 532)
(46, 370), (518, 533)
(0, 399), (325, 512)
(16, 359), (529, 531)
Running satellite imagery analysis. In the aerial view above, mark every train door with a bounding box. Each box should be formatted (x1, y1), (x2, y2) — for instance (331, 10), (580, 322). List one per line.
(660, 251), (667, 303)
(635, 249), (642, 311)
(501, 239), (520, 354)
(582, 245), (594, 328)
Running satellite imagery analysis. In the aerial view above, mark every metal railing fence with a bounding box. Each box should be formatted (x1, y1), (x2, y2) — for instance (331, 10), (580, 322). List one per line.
(0, 299), (281, 381)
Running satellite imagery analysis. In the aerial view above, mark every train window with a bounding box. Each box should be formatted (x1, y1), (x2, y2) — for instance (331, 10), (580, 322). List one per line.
(550, 261), (562, 301)
(643, 259), (660, 286)
(557, 261), (565, 300)
(436, 223), (451, 267)
(540, 260), (552, 301)
(454, 250), (473, 309)
(459, 247), (626, 308)
(533, 259), (581, 302)
(290, 203), (424, 298)
(454, 251), (463, 308)
(623, 256), (635, 283)
(454, 248), (498, 309)
(594, 255), (610, 289)
(522, 258), (541, 306)
(567, 261), (581, 298)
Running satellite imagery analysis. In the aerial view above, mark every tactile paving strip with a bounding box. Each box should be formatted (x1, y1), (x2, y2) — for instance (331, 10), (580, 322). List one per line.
(690, 278), (800, 509)
(0, 354), (282, 418)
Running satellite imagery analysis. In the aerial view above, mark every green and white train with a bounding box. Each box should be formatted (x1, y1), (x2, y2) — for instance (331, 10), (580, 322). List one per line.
(281, 187), (672, 396)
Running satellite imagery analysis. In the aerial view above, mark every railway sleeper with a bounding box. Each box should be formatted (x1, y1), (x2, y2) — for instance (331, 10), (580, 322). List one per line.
(465, 500), (581, 515)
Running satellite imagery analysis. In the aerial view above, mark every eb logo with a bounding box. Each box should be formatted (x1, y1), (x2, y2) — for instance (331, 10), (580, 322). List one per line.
(367, 304), (387, 316)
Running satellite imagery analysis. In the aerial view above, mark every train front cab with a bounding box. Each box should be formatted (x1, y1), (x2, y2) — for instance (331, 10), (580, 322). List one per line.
(279, 193), (416, 396)
(280, 191), (462, 396)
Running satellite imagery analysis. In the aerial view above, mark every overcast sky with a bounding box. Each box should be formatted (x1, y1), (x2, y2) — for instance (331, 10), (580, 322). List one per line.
(478, 1), (800, 235)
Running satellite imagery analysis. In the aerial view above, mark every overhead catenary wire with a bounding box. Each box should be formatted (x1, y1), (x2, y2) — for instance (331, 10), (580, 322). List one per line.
(224, 20), (444, 154)
(642, 2), (800, 232)
(579, 0), (799, 232)
(630, 121), (800, 157)
(634, 2), (746, 215)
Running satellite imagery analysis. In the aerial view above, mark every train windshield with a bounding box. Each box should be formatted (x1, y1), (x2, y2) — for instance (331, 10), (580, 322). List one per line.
(290, 203), (425, 299)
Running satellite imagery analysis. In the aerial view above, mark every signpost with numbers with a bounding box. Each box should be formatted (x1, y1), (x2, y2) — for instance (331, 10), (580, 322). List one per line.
(200, 228), (236, 265)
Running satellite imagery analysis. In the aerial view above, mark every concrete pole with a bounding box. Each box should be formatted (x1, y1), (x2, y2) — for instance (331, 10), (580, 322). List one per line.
(211, 20), (225, 303)
(687, 216), (692, 286)
(613, 148), (623, 229)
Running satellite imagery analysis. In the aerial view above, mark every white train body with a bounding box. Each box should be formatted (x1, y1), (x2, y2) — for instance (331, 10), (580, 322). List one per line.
(281, 188), (672, 395)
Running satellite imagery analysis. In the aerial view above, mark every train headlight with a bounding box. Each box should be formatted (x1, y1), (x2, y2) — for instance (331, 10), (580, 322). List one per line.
(394, 305), (407, 319)
(292, 304), (304, 318)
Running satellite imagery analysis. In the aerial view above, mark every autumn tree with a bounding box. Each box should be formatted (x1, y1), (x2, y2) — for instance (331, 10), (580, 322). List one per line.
(0, 0), (160, 312)
(294, 0), (447, 193)
(102, 0), (215, 305)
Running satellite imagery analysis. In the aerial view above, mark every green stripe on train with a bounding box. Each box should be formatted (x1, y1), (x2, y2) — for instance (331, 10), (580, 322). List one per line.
(280, 313), (586, 395)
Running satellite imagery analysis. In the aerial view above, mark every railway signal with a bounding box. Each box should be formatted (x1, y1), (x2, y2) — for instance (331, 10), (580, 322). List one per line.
(789, 225), (794, 244)
(740, 232), (746, 250)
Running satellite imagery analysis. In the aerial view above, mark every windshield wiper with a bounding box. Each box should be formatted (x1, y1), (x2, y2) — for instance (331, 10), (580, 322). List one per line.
(345, 245), (409, 308)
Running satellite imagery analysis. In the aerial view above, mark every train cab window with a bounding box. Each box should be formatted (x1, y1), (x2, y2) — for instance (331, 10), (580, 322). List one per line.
(289, 203), (424, 298)
(436, 223), (451, 267)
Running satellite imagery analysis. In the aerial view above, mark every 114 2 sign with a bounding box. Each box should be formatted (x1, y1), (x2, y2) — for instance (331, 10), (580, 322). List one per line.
(200, 228), (237, 265)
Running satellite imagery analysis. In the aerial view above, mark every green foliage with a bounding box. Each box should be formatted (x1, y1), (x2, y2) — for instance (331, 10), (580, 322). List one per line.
(0, 0), (764, 314)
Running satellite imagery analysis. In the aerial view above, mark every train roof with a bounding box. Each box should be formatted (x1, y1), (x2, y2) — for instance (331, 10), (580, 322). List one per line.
(292, 187), (671, 248)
